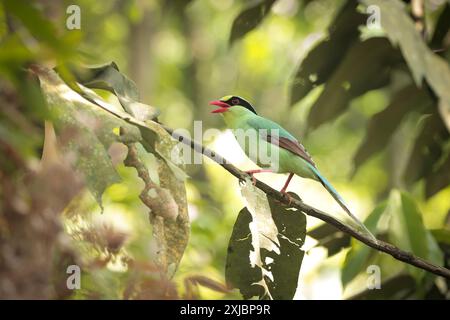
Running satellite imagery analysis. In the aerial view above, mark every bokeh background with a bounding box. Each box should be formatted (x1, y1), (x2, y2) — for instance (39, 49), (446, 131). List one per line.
(1, 0), (449, 299)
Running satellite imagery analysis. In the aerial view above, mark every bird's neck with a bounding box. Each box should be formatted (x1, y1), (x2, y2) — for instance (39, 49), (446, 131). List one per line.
(222, 106), (255, 128)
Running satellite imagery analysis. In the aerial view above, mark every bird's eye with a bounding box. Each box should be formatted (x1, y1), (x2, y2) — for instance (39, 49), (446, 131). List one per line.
(231, 98), (239, 105)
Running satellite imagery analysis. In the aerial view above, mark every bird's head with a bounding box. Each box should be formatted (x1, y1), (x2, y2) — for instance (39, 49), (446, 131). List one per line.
(209, 95), (257, 115)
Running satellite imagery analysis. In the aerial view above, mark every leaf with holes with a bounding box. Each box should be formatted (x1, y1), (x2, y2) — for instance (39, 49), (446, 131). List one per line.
(36, 66), (141, 207)
(226, 183), (306, 300)
(38, 65), (189, 276)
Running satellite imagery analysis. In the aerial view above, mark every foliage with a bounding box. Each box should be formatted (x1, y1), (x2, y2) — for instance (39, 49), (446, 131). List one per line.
(0, 0), (449, 300)
(226, 187), (305, 299)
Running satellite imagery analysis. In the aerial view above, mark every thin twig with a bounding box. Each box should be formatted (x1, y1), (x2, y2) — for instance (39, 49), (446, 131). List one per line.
(163, 125), (450, 280)
(72, 80), (450, 279)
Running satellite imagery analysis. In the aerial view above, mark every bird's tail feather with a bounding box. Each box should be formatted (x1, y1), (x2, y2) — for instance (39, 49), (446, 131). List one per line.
(309, 166), (377, 242)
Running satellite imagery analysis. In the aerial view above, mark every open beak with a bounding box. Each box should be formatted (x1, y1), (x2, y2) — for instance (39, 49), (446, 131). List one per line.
(209, 100), (229, 113)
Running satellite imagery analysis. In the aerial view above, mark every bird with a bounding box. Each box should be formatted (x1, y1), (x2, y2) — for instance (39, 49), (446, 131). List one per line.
(209, 95), (376, 241)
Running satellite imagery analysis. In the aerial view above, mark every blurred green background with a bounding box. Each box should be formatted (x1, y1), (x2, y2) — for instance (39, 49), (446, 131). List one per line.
(0, 0), (449, 299)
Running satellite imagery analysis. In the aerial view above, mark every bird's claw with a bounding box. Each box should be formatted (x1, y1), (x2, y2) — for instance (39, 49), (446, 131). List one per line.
(244, 171), (257, 186)
(277, 191), (302, 207)
(281, 191), (293, 206)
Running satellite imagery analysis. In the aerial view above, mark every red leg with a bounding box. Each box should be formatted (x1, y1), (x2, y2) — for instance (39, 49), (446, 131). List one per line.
(244, 169), (273, 185)
(280, 173), (294, 194)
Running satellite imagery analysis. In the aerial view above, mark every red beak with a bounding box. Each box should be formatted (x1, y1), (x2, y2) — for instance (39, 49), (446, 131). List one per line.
(209, 100), (230, 113)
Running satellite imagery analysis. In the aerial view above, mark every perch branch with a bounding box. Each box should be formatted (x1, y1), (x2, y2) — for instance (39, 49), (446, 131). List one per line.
(75, 83), (450, 279)
(163, 125), (450, 280)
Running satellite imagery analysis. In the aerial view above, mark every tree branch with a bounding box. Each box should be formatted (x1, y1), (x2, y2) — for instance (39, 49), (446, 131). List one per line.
(72, 81), (450, 279)
(163, 125), (450, 280)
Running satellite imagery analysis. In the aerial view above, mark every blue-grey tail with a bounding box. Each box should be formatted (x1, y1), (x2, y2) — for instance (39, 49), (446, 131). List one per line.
(309, 165), (377, 241)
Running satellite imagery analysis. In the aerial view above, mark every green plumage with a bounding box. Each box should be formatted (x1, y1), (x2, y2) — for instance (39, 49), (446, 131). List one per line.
(217, 102), (376, 241)
(222, 106), (316, 179)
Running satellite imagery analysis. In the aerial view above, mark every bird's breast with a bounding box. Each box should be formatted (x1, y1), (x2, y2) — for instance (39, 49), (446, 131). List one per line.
(232, 130), (284, 172)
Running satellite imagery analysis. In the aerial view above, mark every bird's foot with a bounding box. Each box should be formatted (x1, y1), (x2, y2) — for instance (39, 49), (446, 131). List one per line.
(244, 169), (273, 186)
(280, 189), (294, 206)
(245, 172), (257, 185)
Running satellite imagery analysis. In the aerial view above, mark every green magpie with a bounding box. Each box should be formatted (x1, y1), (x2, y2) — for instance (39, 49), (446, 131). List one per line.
(210, 95), (375, 240)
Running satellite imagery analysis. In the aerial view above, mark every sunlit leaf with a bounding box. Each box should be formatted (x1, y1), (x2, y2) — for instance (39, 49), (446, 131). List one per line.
(266, 194), (306, 299)
(387, 190), (442, 281)
(225, 207), (265, 299)
(425, 152), (450, 198)
(342, 202), (387, 287)
(69, 63), (187, 181)
(226, 184), (305, 300)
(431, 229), (450, 246)
(70, 62), (160, 121)
(36, 66), (141, 207)
(154, 154), (190, 277)
(70, 63), (188, 275)
(38, 65), (190, 276)
(122, 139), (189, 276)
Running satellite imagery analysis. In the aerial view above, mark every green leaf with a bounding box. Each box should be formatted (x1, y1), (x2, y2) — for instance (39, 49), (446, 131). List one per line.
(266, 194), (306, 299)
(354, 85), (433, 169)
(123, 140), (189, 277)
(425, 152), (450, 198)
(229, 0), (276, 45)
(4, 1), (79, 59)
(225, 183), (306, 300)
(349, 274), (416, 299)
(361, 0), (450, 130)
(306, 37), (400, 131)
(431, 229), (450, 246)
(38, 65), (189, 276)
(387, 190), (442, 281)
(154, 147), (190, 277)
(404, 114), (449, 185)
(68, 63), (187, 181)
(71, 63), (189, 275)
(37, 66), (141, 207)
(225, 208), (265, 299)
(341, 202), (387, 287)
(290, 1), (366, 105)
(307, 223), (350, 257)
(430, 2), (450, 49)
(70, 62), (160, 121)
